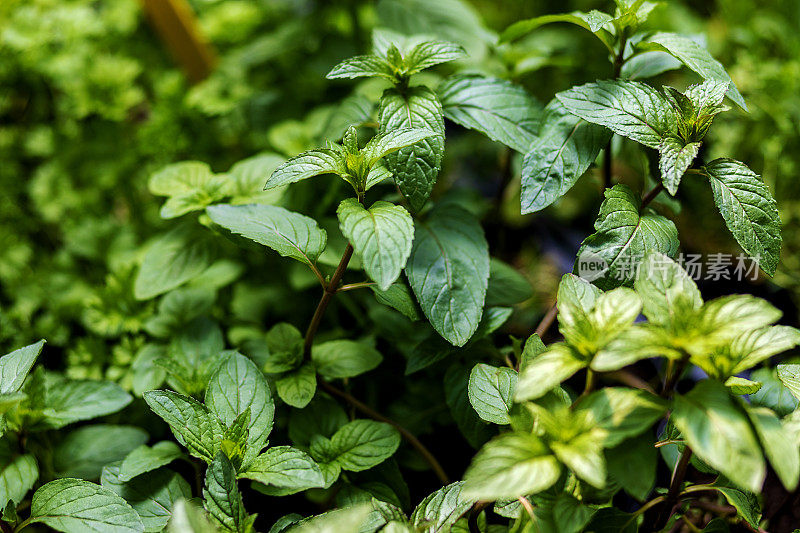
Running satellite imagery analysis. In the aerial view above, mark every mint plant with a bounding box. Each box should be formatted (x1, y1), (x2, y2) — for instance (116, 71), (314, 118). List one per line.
(1, 1), (799, 533)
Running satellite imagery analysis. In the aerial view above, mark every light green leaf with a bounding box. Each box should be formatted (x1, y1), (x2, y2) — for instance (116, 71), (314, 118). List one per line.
(0, 447), (37, 509)
(696, 295), (782, 349)
(287, 504), (371, 533)
(575, 184), (679, 289)
(135, 225), (216, 300)
(205, 352), (274, 453)
(167, 499), (219, 533)
(462, 432), (561, 499)
(672, 380), (765, 492)
(701, 158), (781, 276)
(0, 339), (44, 394)
(149, 162), (228, 219)
(239, 446), (325, 496)
(144, 390), (224, 463)
(53, 425), (148, 479)
(578, 388), (666, 447)
(378, 86), (445, 212)
(744, 404), (800, 491)
(311, 340), (382, 379)
(550, 431), (607, 488)
(264, 150), (345, 190)
(207, 204), (327, 267)
(326, 55), (395, 81)
(337, 199), (414, 290)
(520, 100), (610, 214)
(361, 128), (440, 170)
(410, 482), (475, 533)
(725, 376), (762, 395)
(102, 464), (192, 533)
(777, 364), (800, 401)
(467, 364), (517, 425)
(120, 442), (183, 482)
(515, 343), (586, 401)
(439, 74), (543, 153)
(750, 367), (799, 417)
(500, 12), (615, 54)
(634, 251), (702, 326)
(556, 80), (674, 149)
(639, 32), (746, 109)
(30, 478), (144, 533)
(405, 40), (465, 72)
(38, 378), (133, 429)
(326, 420), (400, 472)
(275, 363), (317, 409)
(203, 452), (251, 533)
(592, 324), (678, 371)
(224, 153), (286, 205)
(658, 137), (700, 194)
(406, 205), (490, 347)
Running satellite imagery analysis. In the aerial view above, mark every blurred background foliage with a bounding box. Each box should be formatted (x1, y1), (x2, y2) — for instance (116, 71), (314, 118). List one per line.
(1, 0), (799, 499)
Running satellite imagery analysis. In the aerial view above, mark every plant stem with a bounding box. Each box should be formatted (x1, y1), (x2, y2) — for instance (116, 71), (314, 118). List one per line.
(303, 243), (354, 358)
(338, 281), (375, 292)
(318, 380), (450, 484)
(641, 182), (665, 209)
(535, 303), (558, 339)
(654, 447), (693, 529)
(12, 519), (31, 533)
(604, 370), (656, 393)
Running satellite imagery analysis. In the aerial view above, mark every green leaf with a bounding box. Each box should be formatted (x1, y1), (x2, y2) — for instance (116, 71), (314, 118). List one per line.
(149, 162), (228, 219)
(575, 184), (679, 289)
(0, 446), (37, 509)
(370, 283), (421, 321)
(514, 343), (586, 401)
(326, 55), (395, 81)
(135, 225), (216, 300)
(0, 339), (44, 394)
(323, 420), (400, 473)
(264, 150), (345, 190)
(750, 367), (799, 417)
(337, 199), (414, 291)
(557, 80), (674, 149)
(205, 352), (275, 454)
(378, 86), (445, 212)
(404, 40), (466, 72)
(144, 390), (224, 463)
(203, 452), (252, 533)
(30, 478), (144, 533)
(275, 363), (317, 409)
(712, 481), (761, 529)
(38, 378), (133, 429)
(672, 380), (765, 491)
(406, 205), (490, 346)
(224, 152), (287, 204)
(606, 434), (657, 501)
(362, 128), (441, 169)
(311, 340), (382, 379)
(745, 404), (799, 491)
(701, 158), (781, 276)
(120, 442), (183, 482)
(638, 32), (746, 109)
(658, 137), (700, 194)
(410, 482), (475, 533)
(462, 432), (561, 499)
(53, 425), (148, 479)
(485, 258), (533, 307)
(207, 204), (327, 267)
(239, 446), (325, 496)
(102, 464), (192, 533)
(500, 12), (615, 54)
(467, 364), (517, 425)
(520, 100), (610, 214)
(288, 396), (348, 449)
(439, 74), (543, 153)
(444, 365), (493, 449)
(578, 388), (666, 447)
